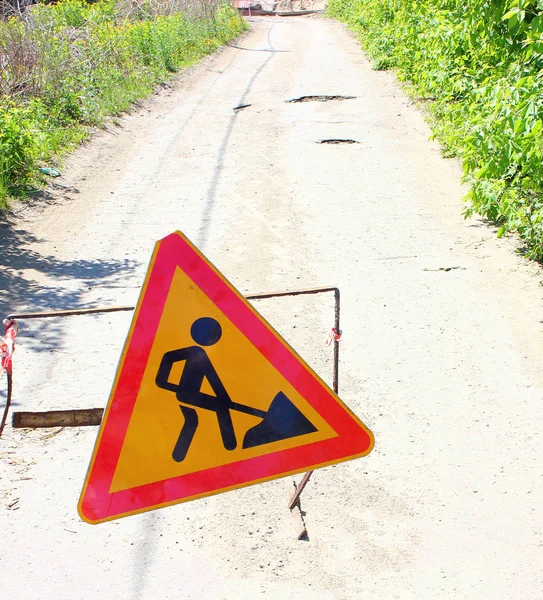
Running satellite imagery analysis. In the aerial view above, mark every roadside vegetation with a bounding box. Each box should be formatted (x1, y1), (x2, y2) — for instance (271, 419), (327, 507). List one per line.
(0, 0), (245, 209)
(329, 0), (543, 259)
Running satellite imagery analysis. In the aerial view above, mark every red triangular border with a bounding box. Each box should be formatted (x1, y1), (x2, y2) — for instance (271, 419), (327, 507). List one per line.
(79, 232), (373, 523)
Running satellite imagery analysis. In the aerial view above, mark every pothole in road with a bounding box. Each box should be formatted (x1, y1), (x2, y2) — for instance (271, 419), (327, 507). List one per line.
(233, 103), (252, 113)
(318, 139), (359, 145)
(286, 95), (356, 103)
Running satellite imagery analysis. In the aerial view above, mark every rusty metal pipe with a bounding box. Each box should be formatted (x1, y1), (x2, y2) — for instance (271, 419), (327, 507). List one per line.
(287, 287), (340, 510)
(6, 287), (340, 320)
(0, 371), (12, 438)
(4, 286), (339, 435)
(6, 306), (135, 320)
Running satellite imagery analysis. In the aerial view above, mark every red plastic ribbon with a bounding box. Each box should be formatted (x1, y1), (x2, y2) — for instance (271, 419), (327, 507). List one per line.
(1, 318), (18, 375)
(325, 327), (342, 347)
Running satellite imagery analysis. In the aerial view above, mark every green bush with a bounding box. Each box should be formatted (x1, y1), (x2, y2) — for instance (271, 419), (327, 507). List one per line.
(0, 100), (40, 189)
(0, 0), (246, 209)
(328, 0), (543, 259)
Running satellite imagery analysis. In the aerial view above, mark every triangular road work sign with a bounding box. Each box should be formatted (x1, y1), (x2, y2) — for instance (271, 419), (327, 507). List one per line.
(78, 231), (374, 524)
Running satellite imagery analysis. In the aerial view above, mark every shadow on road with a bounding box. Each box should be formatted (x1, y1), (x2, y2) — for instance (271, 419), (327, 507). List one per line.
(0, 216), (138, 352)
(198, 21), (280, 251)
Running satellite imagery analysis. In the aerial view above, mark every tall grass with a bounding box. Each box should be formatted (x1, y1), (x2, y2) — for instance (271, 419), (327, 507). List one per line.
(329, 0), (543, 259)
(0, 0), (246, 208)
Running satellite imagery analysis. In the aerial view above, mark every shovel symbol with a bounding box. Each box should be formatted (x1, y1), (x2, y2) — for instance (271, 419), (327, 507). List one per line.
(156, 317), (317, 462)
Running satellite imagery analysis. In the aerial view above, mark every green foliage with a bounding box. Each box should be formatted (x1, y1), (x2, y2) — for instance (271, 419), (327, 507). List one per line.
(328, 0), (543, 259)
(32, 0), (118, 27)
(0, 1), (246, 209)
(0, 100), (39, 187)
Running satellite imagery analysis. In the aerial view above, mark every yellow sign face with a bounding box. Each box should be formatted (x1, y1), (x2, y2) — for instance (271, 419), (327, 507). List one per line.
(110, 265), (336, 493)
(78, 232), (374, 524)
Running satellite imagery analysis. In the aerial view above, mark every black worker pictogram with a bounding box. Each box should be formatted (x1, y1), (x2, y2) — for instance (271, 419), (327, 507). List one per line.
(155, 317), (318, 462)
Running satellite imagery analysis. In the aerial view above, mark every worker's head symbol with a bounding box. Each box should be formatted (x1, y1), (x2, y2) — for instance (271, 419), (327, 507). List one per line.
(191, 317), (222, 346)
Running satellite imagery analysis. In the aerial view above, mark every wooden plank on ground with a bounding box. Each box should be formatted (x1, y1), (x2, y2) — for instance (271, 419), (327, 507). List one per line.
(12, 409), (104, 428)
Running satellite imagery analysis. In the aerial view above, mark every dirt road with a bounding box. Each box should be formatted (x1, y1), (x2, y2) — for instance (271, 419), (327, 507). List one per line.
(1, 15), (543, 600)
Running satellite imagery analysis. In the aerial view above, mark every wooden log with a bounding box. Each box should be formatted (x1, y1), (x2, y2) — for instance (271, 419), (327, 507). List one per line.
(12, 409), (104, 428)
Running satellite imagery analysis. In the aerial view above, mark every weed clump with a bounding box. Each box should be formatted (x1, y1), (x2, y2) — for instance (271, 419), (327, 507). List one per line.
(328, 0), (543, 259)
(0, 0), (246, 208)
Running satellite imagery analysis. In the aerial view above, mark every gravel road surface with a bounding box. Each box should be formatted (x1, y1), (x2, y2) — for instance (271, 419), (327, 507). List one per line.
(1, 15), (543, 600)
